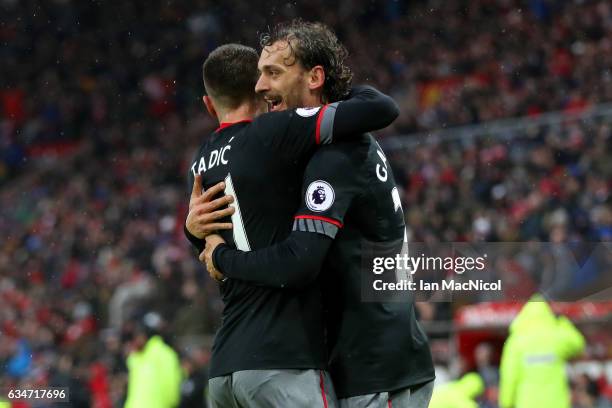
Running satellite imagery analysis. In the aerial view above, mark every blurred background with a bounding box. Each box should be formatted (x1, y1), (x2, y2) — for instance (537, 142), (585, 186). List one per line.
(1, 0), (611, 407)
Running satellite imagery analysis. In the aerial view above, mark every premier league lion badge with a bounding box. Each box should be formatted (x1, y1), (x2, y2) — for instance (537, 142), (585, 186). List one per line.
(305, 180), (335, 212)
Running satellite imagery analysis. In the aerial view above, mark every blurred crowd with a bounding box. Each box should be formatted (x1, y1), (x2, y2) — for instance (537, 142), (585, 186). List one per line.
(393, 117), (611, 243)
(0, 117), (217, 405)
(390, 114), (612, 308)
(1, 0), (611, 406)
(4, 0), (612, 178)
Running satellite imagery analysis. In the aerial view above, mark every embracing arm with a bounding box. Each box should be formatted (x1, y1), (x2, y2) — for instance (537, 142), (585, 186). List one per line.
(266, 85), (399, 159)
(205, 144), (358, 287)
(330, 85), (399, 140)
(212, 231), (333, 288)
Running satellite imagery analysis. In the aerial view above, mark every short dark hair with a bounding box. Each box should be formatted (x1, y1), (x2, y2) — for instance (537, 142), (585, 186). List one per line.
(260, 19), (353, 103)
(203, 44), (259, 109)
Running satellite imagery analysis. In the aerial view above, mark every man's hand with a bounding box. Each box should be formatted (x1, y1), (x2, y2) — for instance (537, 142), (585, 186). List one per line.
(201, 234), (226, 282)
(186, 174), (235, 239)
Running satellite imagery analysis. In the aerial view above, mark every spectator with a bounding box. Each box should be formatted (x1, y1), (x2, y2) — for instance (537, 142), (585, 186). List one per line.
(123, 313), (182, 408)
(429, 372), (485, 408)
(574, 373), (612, 408)
(179, 346), (210, 408)
(475, 342), (500, 407)
(499, 294), (586, 408)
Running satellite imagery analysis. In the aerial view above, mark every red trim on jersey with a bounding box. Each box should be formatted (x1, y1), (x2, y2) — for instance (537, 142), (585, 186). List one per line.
(319, 371), (329, 408)
(315, 105), (329, 144)
(388, 399), (392, 408)
(294, 215), (343, 228)
(215, 119), (252, 132)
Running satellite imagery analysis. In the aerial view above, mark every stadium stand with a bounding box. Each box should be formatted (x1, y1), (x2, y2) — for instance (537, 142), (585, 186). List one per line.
(1, 0), (611, 406)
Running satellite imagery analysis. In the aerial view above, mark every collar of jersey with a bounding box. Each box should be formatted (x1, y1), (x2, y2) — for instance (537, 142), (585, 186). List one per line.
(215, 119), (252, 133)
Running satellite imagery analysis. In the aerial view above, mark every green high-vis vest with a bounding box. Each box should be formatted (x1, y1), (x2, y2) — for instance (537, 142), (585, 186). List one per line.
(429, 372), (484, 408)
(124, 335), (183, 408)
(499, 296), (585, 408)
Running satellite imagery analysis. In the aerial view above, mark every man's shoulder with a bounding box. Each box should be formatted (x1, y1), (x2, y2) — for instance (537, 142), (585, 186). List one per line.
(245, 111), (294, 144)
(251, 110), (293, 127)
(251, 106), (325, 128)
(310, 134), (373, 164)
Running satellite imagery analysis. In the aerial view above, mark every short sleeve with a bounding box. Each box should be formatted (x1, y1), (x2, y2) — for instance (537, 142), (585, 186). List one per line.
(293, 146), (362, 239)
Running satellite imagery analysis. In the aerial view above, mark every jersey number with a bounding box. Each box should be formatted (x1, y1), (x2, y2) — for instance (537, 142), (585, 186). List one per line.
(224, 173), (251, 251)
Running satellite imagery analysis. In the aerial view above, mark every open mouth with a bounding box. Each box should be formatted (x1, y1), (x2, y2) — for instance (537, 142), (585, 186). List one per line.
(265, 96), (283, 112)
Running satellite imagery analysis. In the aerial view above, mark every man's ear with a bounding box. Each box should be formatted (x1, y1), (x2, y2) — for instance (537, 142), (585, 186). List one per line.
(203, 95), (218, 119)
(307, 65), (325, 93)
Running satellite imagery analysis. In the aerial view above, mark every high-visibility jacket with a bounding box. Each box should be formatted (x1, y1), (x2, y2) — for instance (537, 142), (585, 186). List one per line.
(499, 296), (585, 408)
(429, 372), (484, 408)
(125, 335), (182, 408)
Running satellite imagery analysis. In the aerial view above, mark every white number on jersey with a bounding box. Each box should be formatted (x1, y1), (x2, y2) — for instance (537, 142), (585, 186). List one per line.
(224, 173), (251, 251)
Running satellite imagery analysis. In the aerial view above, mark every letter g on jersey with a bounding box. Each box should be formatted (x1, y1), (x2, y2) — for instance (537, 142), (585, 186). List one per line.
(305, 180), (335, 212)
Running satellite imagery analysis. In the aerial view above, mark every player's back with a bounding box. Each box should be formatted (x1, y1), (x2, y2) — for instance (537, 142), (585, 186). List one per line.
(189, 116), (327, 378)
(297, 135), (436, 397)
(186, 85), (404, 383)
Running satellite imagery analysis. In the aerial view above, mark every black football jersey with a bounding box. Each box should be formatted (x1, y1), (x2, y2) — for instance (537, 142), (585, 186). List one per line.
(187, 106), (340, 378)
(292, 135), (436, 397)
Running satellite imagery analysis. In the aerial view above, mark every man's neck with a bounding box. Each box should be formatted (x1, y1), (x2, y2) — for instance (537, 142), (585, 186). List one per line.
(217, 103), (257, 125)
(303, 92), (324, 108)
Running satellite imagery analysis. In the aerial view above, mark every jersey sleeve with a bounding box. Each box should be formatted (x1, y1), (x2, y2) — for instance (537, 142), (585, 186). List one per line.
(210, 145), (363, 289)
(213, 231), (333, 288)
(253, 85), (399, 163)
(293, 146), (363, 239)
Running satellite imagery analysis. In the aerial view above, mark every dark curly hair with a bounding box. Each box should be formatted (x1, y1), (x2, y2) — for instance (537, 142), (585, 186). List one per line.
(260, 19), (353, 103)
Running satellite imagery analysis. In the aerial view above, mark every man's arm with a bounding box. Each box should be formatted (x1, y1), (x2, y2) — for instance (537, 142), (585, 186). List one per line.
(260, 85), (398, 161)
(205, 147), (359, 287)
(188, 86), (397, 255)
(556, 316), (585, 359)
(498, 337), (519, 408)
(328, 85), (400, 140)
(210, 231), (333, 288)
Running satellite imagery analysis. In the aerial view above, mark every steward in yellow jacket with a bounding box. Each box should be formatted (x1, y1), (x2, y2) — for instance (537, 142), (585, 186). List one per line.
(499, 296), (585, 408)
(124, 327), (182, 408)
(429, 372), (484, 408)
